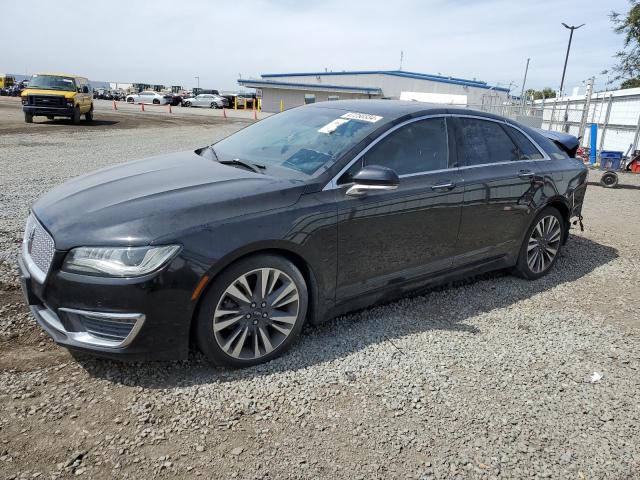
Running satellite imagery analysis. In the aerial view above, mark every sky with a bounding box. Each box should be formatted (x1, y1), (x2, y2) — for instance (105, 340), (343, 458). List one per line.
(0, 0), (630, 94)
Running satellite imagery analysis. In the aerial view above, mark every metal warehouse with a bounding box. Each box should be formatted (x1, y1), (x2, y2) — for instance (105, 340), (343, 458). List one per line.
(238, 70), (511, 113)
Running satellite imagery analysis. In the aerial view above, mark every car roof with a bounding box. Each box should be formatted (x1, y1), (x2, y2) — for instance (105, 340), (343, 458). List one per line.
(306, 99), (504, 122)
(34, 73), (86, 80)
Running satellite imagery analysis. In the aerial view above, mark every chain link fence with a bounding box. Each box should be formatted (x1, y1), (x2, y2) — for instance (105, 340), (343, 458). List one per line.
(464, 87), (640, 155)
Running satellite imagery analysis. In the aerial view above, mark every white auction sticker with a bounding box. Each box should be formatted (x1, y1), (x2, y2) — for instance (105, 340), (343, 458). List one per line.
(318, 118), (349, 134)
(341, 112), (383, 123)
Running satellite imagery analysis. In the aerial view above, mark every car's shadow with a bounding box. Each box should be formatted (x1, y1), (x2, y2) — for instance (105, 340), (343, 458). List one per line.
(74, 235), (618, 388)
(38, 119), (119, 127)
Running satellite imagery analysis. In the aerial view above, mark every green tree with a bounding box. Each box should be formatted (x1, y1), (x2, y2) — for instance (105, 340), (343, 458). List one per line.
(620, 77), (640, 88)
(610, 1), (640, 80)
(524, 88), (556, 100)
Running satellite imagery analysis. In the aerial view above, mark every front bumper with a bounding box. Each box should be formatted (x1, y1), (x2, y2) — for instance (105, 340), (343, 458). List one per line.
(17, 253), (197, 361)
(23, 105), (74, 116)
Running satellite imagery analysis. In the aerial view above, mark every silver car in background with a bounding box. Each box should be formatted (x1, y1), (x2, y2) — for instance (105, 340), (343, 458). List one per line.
(182, 94), (228, 108)
(125, 91), (171, 105)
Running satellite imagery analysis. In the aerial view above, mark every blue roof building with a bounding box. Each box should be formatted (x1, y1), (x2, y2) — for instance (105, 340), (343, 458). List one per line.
(238, 70), (510, 113)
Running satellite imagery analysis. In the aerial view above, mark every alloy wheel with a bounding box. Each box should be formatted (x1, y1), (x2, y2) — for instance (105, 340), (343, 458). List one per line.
(213, 268), (300, 360)
(527, 215), (561, 274)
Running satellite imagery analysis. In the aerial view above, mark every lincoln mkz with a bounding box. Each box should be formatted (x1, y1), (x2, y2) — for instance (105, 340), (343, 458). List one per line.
(18, 100), (587, 367)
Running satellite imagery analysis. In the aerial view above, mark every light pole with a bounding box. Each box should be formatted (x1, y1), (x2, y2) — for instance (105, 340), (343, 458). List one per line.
(194, 76), (200, 91)
(520, 58), (530, 105)
(559, 23), (584, 97)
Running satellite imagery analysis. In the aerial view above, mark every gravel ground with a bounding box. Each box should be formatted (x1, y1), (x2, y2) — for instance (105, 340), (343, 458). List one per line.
(1, 106), (639, 479)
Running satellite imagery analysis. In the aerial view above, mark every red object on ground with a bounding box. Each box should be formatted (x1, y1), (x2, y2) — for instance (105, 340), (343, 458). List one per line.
(168, 104), (172, 113)
(112, 100), (117, 111)
(630, 159), (640, 173)
(140, 103), (145, 112)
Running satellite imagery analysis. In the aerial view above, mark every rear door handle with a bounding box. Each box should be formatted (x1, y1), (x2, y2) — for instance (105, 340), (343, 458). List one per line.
(431, 181), (456, 191)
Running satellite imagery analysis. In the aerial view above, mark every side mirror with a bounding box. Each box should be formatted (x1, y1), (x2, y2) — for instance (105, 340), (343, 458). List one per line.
(346, 165), (399, 197)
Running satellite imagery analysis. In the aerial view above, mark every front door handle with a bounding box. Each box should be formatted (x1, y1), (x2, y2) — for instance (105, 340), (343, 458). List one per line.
(518, 170), (536, 179)
(431, 181), (456, 191)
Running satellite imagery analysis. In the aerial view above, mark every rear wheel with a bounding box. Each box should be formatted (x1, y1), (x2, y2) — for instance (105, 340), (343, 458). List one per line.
(152, 99), (160, 105)
(24, 112), (33, 123)
(85, 107), (93, 122)
(514, 207), (564, 280)
(127, 97), (134, 103)
(600, 171), (618, 188)
(196, 254), (308, 368)
(184, 101), (191, 107)
(72, 106), (81, 125)
(210, 102), (216, 108)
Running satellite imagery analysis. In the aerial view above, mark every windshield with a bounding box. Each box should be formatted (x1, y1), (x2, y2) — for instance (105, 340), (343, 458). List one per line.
(28, 75), (76, 91)
(212, 106), (385, 177)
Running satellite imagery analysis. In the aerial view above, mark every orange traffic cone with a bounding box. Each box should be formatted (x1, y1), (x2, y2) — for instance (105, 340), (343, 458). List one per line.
(168, 103), (172, 113)
(112, 100), (117, 110)
(140, 103), (145, 112)
(223, 108), (227, 119)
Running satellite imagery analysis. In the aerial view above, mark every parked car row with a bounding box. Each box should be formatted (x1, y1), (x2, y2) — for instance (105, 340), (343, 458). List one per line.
(93, 89), (128, 101)
(1, 80), (28, 97)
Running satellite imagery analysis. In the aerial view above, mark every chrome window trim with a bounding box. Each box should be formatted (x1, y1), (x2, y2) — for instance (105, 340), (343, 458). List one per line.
(322, 113), (550, 192)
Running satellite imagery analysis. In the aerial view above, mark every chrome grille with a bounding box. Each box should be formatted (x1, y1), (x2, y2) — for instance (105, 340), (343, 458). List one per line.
(23, 215), (55, 282)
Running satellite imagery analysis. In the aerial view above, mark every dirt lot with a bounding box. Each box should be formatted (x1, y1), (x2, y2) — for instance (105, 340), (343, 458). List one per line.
(0, 102), (639, 479)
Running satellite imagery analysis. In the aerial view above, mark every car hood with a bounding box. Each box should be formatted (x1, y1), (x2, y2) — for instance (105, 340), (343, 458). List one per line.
(21, 89), (76, 99)
(33, 150), (306, 250)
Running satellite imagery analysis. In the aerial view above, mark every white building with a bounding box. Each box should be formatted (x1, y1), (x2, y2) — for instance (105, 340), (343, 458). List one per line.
(238, 70), (511, 113)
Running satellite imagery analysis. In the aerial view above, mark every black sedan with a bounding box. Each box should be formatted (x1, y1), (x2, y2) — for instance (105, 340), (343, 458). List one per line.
(18, 100), (588, 367)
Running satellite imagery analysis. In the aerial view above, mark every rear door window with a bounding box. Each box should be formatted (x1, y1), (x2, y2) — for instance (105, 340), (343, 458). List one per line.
(456, 117), (519, 165)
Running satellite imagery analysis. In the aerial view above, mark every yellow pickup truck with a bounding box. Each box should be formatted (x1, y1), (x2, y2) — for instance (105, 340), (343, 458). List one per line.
(21, 73), (94, 124)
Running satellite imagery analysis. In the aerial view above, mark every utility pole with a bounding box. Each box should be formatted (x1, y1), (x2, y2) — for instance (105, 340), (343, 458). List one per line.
(399, 50), (403, 71)
(559, 23), (585, 97)
(519, 58), (530, 105)
(578, 77), (594, 142)
(194, 76), (200, 90)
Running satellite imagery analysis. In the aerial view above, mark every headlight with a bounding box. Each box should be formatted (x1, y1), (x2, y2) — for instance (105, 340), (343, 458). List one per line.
(66, 98), (74, 105)
(62, 245), (180, 277)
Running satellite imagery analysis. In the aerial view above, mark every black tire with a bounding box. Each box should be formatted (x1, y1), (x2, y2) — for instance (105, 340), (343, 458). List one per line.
(153, 99), (160, 105)
(127, 97), (134, 103)
(514, 206), (565, 280)
(184, 101), (191, 107)
(72, 106), (81, 125)
(196, 254), (308, 368)
(600, 171), (618, 188)
(24, 112), (33, 123)
(85, 107), (93, 122)
(210, 102), (216, 108)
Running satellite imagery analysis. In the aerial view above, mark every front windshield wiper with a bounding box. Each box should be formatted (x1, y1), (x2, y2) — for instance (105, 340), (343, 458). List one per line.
(218, 158), (266, 174)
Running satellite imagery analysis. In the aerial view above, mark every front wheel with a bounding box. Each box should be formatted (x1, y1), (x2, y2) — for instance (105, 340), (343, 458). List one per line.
(24, 112), (33, 123)
(514, 207), (565, 280)
(184, 101), (191, 107)
(196, 255), (308, 368)
(153, 99), (160, 105)
(72, 106), (81, 125)
(85, 107), (93, 122)
(210, 102), (216, 108)
(127, 97), (134, 103)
